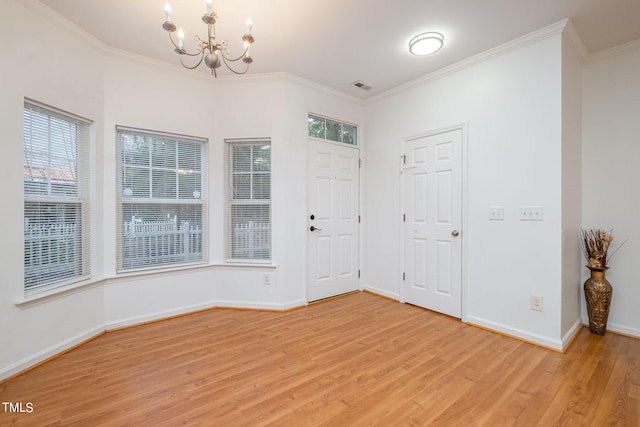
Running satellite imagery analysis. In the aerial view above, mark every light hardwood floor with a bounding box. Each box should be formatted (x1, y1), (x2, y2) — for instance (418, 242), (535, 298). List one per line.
(1, 291), (639, 426)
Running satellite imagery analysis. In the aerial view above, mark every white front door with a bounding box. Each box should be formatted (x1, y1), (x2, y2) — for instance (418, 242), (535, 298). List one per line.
(402, 129), (462, 318)
(307, 140), (359, 302)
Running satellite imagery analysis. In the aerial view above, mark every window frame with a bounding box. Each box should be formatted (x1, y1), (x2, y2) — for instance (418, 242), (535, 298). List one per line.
(23, 100), (92, 294)
(308, 114), (358, 146)
(116, 126), (208, 273)
(225, 138), (272, 264)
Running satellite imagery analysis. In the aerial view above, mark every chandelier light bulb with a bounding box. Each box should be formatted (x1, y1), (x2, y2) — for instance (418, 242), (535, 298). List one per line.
(177, 28), (184, 48)
(246, 17), (253, 33)
(205, 0), (212, 14)
(164, 2), (172, 21)
(409, 32), (444, 56)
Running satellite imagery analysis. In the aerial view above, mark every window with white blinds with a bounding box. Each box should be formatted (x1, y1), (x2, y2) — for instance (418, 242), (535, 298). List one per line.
(117, 127), (207, 272)
(23, 101), (91, 292)
(226, 139), (271, 262)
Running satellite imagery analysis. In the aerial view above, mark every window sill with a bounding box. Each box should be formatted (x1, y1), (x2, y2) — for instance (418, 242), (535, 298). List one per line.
(212, 262), (278, 270)
(15, 278), (105, 309)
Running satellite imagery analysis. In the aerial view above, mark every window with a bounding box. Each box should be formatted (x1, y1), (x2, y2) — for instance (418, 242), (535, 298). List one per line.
(23, 101), (91, 292)
(308, 114), (357, 145)
(226, 139), (271, 262)
(117, 127), (207, 271)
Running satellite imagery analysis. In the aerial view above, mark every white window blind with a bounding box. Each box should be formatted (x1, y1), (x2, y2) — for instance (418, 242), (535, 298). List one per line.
(117, 127), (207, 272)
(23, 101), (91, 292)
(226, 139), (271, 262)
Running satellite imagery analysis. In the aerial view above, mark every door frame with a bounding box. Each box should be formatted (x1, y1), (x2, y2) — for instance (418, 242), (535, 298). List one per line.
(306, 137), (361, 303)
(399, 123), (469, 322)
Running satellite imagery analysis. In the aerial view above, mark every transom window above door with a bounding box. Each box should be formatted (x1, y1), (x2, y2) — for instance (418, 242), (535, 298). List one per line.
(308, 114), (357, 146)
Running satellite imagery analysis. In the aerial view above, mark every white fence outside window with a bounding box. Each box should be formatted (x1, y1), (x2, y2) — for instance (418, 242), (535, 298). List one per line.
(121, 216), (202, 268)
(24, 219), (80, 289)
(231, 221), (271, 259)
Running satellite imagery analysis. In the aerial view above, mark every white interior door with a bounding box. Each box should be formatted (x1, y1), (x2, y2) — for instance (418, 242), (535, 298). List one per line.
(402, 129), (462, 318)
(307, 140), (359, 302)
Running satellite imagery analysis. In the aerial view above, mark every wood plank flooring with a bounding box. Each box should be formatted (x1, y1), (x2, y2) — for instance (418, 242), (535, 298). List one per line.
(1, 291), (639, 426)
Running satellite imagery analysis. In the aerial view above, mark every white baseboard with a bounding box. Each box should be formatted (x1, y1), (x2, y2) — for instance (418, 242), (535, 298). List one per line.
(605, 323), (640, 338)
(104, 300), (219, 330)
(362, 284), (399, 301)
(581, 316), (640, 338)
(466, 315), (564, 351)
(561, 318), (584, 350)
(3, 298), (308, 381)
(215, 298), (306, 311)
(105, 298), (307, 331)
(0, 325), (105, 382)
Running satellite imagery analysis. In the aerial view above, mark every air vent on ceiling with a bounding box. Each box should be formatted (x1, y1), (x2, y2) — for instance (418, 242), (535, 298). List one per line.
(351, 81), (372, 91)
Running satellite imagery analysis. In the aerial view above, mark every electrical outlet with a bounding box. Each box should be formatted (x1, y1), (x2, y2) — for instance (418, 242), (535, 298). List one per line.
(530, 295), (543, 311)
(489, 206), (504, 220)
(519, 206), (543, 221)
(263, 274), (271, 285)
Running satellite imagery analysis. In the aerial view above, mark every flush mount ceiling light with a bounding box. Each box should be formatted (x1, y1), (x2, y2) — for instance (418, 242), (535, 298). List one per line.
(409, 32), (444, 56)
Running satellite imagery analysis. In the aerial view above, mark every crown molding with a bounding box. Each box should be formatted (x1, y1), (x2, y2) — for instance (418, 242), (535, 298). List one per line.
(104, 43), (363, 104)
(367, 19), (571, 105)
(277, 74), (366, 105)
(562, 18), (588, 62)
(21, 0), (107, 52)
(586, 38), (640, 64)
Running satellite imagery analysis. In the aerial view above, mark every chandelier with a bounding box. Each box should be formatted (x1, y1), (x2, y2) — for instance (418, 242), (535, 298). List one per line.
(162, 1), (254, 77)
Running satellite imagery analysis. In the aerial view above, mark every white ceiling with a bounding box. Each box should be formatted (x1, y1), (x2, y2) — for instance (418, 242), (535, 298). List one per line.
(38, 0), (640, 98)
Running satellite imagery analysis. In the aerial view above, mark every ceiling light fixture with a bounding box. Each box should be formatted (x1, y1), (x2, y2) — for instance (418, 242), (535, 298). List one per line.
(162, 0), (254, 77)
(409, 32), (444, 56)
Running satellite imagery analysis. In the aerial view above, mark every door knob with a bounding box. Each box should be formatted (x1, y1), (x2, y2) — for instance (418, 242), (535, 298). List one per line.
(451, 230), (460, 237)
(310, 226), (322, 232)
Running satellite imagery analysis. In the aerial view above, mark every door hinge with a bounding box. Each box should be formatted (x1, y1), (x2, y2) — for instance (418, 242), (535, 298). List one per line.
(358, 215), (361, 223)
(402, 272), (406, 281)
(401, 155), (406, 164)
(358, 270), (361, 278)
(403, 213), (406, 222)
(359, 158), (362, 168)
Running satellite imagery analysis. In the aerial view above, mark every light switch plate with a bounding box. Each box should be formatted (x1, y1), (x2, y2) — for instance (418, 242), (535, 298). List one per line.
(519, 206), (543, 221)
(489, 206), (504, 220)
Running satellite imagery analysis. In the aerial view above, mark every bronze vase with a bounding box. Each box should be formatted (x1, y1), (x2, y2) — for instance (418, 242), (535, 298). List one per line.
(584, 267), (612, 335)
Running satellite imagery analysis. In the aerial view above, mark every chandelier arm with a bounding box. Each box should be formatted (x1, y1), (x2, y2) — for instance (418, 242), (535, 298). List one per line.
(219, 46), (250, 62)
(178, 53), (206, 70)
(221, 56), (249, 75)
(168, 31), (207, 57)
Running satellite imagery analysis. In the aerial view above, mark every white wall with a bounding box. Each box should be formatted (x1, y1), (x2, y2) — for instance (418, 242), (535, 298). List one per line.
(582, 44), (640, 337)
(0, 0), (365, 379)
(0, 0), (106, 379)
(560, 32), (584, 339)
(364, 32), (570, 348)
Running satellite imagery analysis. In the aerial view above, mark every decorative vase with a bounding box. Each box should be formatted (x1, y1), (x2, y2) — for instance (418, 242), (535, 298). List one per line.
(583, 267), (612, 336)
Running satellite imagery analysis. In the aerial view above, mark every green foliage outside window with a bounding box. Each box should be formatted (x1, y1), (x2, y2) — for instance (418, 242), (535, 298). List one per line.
(308, 114), (357, 145)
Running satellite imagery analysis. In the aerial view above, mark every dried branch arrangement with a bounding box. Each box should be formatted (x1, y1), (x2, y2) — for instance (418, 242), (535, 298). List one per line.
(581, 228), (626, 269)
